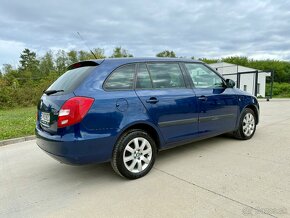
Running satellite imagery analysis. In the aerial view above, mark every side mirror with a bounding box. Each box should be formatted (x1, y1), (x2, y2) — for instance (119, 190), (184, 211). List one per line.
(225, 79), (235, 88)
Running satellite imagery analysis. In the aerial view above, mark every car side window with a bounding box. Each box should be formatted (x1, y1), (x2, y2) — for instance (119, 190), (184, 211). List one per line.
(104, 64), (135, 90)
(136, 64), (153, 89)
(184, 63), (224, 88)
(147, 63), (185, 89)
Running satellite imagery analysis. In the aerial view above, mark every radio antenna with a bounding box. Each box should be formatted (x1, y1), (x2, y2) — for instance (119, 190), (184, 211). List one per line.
(76, 32), (97, 59)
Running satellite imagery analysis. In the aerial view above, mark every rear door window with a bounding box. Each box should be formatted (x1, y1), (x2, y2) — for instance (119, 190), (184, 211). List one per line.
(46, 66), (95, 94)
(147, 63), (186, 89)
(136, 64), (153, 89)
(104, 64), (136, 90)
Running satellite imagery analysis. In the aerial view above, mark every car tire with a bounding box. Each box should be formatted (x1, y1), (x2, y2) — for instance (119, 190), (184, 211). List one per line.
(111, 129), (157, 179)
(233, 108), (257, 140)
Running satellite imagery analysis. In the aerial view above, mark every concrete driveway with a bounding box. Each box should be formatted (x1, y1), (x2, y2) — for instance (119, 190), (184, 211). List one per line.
(1, 99), (290, 218)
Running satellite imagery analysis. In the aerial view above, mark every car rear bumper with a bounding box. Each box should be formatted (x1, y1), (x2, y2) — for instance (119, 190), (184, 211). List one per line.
(35, 127), (116, 165)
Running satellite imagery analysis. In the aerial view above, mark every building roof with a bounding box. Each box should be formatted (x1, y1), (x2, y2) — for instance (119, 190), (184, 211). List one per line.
(209, 62), (261, 75)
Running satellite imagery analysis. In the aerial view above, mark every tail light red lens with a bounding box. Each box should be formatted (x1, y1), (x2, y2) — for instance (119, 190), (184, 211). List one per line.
(57, 97), (94, 128)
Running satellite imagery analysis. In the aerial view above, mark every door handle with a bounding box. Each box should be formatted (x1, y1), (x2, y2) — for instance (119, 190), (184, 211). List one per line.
(198, 96), (207, 101)
(146, 97), (159, 104)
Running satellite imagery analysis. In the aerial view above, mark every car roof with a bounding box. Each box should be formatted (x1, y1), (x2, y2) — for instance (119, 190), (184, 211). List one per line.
(89, 57), (203, 65)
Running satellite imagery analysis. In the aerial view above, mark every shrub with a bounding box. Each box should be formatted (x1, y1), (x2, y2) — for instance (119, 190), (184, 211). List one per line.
(266, 82), (290, 97)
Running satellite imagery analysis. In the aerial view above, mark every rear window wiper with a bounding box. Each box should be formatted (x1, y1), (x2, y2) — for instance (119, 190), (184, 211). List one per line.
(43, 89), (64, 95)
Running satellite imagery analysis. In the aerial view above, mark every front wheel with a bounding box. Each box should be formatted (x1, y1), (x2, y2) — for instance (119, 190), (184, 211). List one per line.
(111, 129), (157, 179)
(233, 108), (257, 140)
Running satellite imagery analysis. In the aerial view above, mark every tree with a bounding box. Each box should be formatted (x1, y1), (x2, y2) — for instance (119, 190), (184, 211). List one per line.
(92, 48), (106, 59)
(198, 58), (219, 64)
(55, 50), (68, 74)
(2, 64), (14, 74)
(67, 50), (79, 65)
(222, 56), (249, 66)
(110, 47), (133, 58)
(1, 64), (19, 86)
(78, 50), (93, 61)
(19, 48), (39, 74)
(156, 50), (176, 58)
(39, 51), (55, 75)
(77, 48), (106, 61)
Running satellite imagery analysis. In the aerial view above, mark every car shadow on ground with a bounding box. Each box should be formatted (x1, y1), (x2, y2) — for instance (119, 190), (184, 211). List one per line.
(156, 134), (235, 161)
(40, 134), (235, 183)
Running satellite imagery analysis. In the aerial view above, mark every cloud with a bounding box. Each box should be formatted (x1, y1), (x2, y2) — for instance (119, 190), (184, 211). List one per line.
(0, 0), (289, 67)
(0, 39), (26, 67)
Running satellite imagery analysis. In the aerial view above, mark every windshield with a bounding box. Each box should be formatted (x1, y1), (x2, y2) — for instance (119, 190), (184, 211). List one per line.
(46, 66), (95, 94)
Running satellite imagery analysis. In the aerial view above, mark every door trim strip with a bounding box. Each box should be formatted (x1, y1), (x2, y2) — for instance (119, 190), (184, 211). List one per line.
(158, 114), (235, 127)
(159, 117), (198, 127)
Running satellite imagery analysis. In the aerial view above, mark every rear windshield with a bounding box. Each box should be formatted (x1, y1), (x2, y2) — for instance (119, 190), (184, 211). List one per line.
(46, 66), (95, 94)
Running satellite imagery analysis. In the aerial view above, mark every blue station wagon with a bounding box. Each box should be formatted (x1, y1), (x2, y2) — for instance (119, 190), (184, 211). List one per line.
(36, 58), (259, 179)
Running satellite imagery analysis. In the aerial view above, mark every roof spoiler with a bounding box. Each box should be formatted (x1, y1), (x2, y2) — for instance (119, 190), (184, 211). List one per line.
(67, 60), (103, 70)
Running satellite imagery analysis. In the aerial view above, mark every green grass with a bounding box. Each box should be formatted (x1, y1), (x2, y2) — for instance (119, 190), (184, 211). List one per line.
(0, 106), (36, 140)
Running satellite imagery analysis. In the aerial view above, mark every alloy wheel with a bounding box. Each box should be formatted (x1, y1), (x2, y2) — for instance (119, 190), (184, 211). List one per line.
(242, 113), (255, 137)
(123, 137), (152, 173)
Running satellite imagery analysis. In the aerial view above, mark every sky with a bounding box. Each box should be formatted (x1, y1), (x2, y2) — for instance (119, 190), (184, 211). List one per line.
(0, 0), (290, 68)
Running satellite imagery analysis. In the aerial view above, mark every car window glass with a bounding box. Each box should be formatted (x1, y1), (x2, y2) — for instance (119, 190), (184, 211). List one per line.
(47, 66), (95, 94)
(185, 63), (224, 88)
(147, 63), (185, 89)
(104, 64), (135, 90)
(136, 64), (153, 89)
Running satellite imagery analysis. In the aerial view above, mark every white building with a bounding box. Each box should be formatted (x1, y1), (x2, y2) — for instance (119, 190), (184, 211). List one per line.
(209, 62), (271, 97)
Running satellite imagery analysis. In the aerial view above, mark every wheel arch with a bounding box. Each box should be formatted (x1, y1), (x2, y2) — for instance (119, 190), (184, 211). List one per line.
(117, 121), (164, 150)
(235, 103), (259, 131)
(244, 104), (259, 124)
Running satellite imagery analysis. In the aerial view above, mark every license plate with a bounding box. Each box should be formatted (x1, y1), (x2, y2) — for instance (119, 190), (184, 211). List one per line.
(40, 112), (50, 127)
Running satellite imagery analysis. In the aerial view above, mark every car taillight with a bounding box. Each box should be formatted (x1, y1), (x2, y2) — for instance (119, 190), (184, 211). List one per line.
(57, 97), (94, 128)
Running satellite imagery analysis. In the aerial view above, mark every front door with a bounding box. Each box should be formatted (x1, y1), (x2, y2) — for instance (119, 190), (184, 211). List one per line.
(183, 63), (239, 137)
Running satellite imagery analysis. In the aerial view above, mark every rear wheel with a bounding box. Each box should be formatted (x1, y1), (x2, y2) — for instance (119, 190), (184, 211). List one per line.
(233, 108), (256, 140)
(111, 129), (157, 179)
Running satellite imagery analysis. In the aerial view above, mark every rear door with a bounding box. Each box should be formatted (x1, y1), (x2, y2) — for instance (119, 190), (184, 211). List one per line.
(184, 63), (239, 137)
(135, 62), (199, 145)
